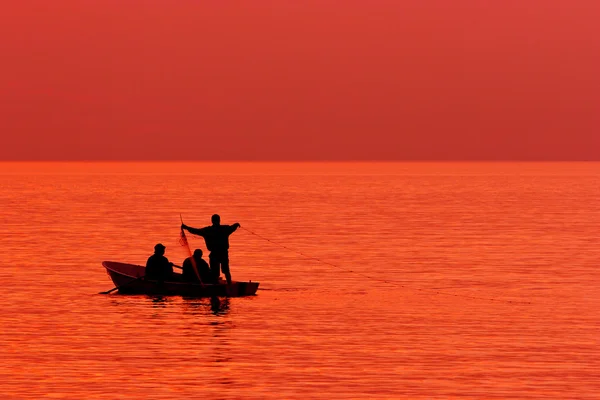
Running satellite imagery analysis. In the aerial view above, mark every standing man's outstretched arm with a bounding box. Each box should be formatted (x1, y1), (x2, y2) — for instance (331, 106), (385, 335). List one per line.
(181, 224), (207, 237)
(229, 222), (241, 234)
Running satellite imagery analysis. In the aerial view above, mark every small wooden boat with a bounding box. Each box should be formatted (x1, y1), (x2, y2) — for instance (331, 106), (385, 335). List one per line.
(102, 261), (259, 297)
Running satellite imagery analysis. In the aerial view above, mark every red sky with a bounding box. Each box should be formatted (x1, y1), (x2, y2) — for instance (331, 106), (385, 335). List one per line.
(1, 1), (598, 160)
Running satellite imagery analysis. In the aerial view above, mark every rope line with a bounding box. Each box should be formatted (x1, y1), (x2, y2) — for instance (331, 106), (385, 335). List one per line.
(240, 226), (532, 305)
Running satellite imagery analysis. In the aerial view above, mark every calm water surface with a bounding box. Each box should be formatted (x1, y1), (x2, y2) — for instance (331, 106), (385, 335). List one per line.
(1, 162), (598, 399)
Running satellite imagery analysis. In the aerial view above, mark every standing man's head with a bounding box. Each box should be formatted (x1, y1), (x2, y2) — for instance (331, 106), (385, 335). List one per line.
(154, 243), (166, 256)
(211, 214), (221, 225)
(193, 249), (203, 258)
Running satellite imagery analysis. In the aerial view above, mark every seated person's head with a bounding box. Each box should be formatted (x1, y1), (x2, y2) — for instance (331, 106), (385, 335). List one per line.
(193, 249), (203, 258)
(154, 243), (166, 255)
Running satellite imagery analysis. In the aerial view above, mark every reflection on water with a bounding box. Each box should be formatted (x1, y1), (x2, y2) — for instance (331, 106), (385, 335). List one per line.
(210, 296), (230, 315)
(150, 295), (169, 308)
(182, 296), (230, 316)
(1, 162), (599, 399)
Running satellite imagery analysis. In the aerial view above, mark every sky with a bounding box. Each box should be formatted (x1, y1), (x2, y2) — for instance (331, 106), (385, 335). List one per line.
(0, 1), (598, 161)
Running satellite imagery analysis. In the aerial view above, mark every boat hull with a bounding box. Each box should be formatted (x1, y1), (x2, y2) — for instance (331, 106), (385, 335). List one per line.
(102, 261), (259, 297)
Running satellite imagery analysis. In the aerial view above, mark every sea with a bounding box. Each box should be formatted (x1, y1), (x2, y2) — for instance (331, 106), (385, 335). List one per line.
(0, 162), (598, 399)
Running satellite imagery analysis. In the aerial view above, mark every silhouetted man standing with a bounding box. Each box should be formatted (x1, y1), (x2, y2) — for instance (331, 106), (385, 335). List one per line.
(181, 214), (240, 285)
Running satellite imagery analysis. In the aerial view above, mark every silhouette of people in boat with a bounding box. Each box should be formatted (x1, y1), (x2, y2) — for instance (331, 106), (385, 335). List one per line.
(181, 214), (240, 285)
(145, 243), (174, 282)
(182, 249), (214, 284)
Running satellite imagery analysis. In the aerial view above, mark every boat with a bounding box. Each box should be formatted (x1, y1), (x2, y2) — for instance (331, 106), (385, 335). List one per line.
(102, 261), (259, 297)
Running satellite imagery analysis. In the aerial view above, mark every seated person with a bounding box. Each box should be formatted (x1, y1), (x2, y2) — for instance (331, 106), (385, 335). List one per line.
(182, 249), (214, 284)
(145, 243), (174, 281)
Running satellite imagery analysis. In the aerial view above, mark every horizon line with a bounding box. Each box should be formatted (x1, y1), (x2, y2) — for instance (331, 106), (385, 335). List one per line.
(1, 159), (599, 163)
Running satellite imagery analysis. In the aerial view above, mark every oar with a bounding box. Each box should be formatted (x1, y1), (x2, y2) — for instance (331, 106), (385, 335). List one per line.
(99, 275), (144, 295)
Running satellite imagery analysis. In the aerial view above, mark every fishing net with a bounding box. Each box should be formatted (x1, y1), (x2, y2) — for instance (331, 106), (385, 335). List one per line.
(179, 228), (192, 254)
(179, 226), (203, 284)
